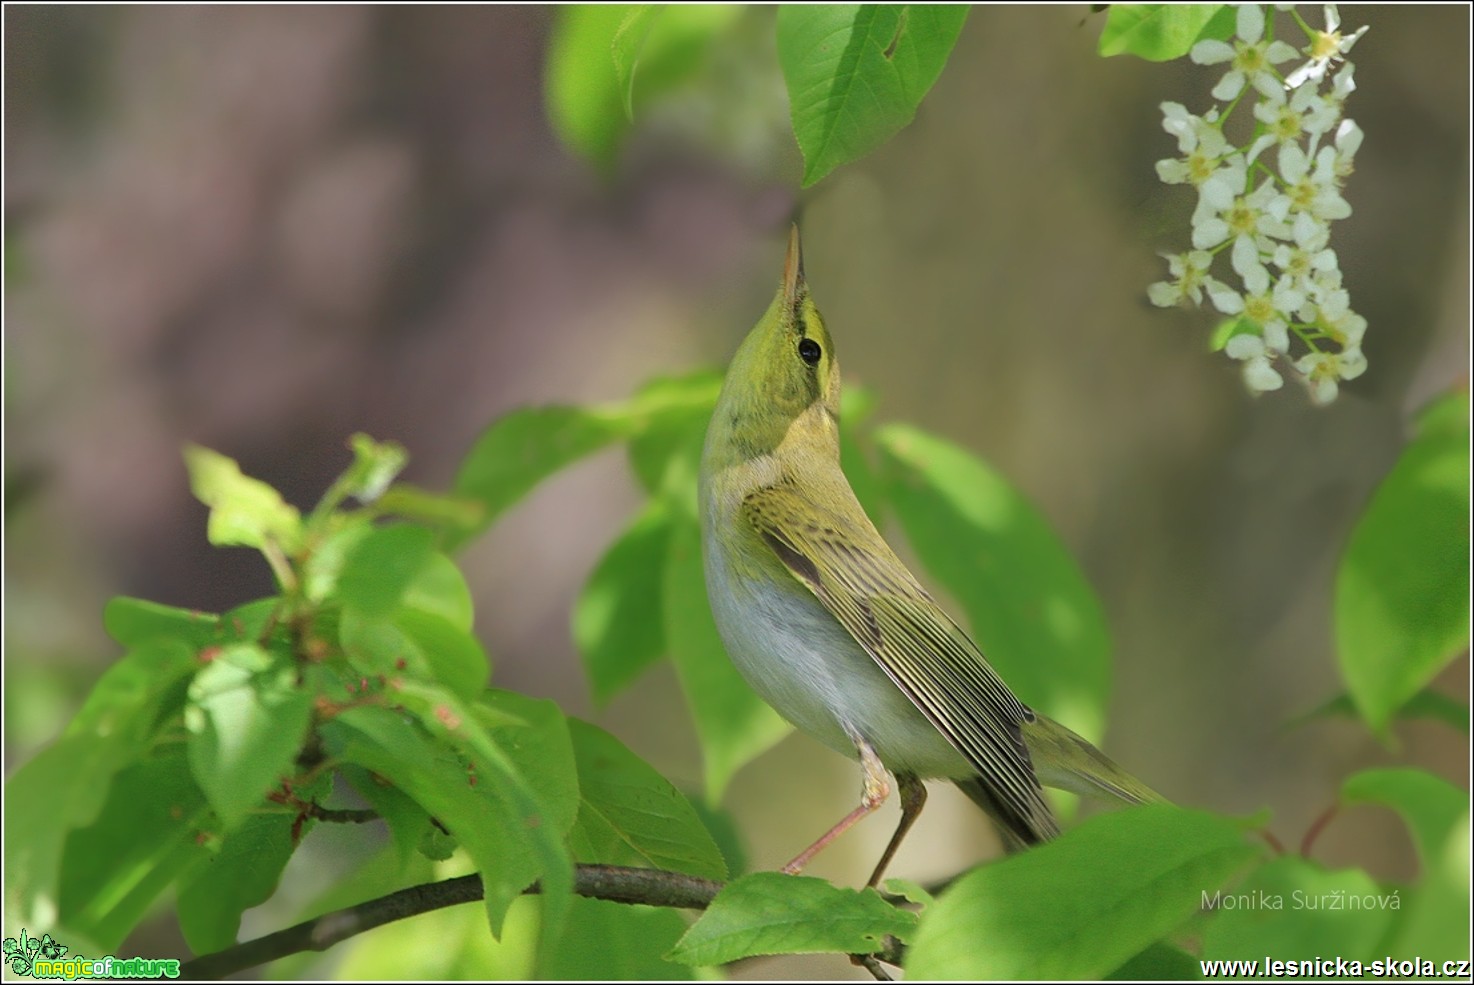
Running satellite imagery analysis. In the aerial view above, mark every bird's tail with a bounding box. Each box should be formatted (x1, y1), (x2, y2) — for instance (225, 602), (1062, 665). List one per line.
(1022, 712), (1166, 806)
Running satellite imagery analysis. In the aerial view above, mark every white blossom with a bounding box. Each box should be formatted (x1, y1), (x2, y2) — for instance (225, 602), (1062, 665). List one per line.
(1226, 333), (1286, 391)
(1191, 5), (1300, 100)
(1285, 4), (1369, 89)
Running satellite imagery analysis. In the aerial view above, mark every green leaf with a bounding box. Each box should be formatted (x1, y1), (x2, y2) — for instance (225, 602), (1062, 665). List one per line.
(545, 5), (633, 167)
(479, 690), (583, 840)
(338, 607), (491, 699)
(176, 812), (298, 954)
(398, 609), (492, 698)
(778, 5), (969, 186)
(625, 371), (722, 499)
(905, 806), (1260, 979)
(6, 640), (198, 933)
(1286, 688), (1469, 736)
(574, 503), (674, 703)
(57, 747), (213, 950)
(102, 597), (220, 649)
(546, 895), (698, 979)
(375, 483), (486, 536)
(451, 405), (632, 548)
(338, 523), (436, 614)
(1097, 4), (1229, 61)
(340, 432), (408, 504)
(185, 646), (314, 829)
(1415, 389), (1469, 441)
(183, 444), (303, 553)
(1107, 941), (1201, 980)
(325, 706), (549, 939)
(339, 763), (432, 865)
(567, 718), (727, 879)
(1336, 408), (1469, 734)
(1210, 315), (1256, 353)
(875, 423), (1112, 742)
(1202, 856), (1396, 963)
(403, 551), (477, 631)
(664, 518), (791, 803)
(1340, 768), (1469, 868)
(668, 872), (916, 965)
(1378, 808), (1470, 961)
(612, 6), (663, 120)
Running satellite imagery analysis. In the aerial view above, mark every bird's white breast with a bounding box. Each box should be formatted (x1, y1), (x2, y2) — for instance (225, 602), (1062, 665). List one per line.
(701, 498), (973, 780)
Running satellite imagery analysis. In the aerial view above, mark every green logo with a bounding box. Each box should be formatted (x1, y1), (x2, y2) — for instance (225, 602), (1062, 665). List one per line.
(1, 931), (180, 980)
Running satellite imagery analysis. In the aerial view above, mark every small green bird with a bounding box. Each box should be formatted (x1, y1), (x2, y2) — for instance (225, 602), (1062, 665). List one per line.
(699, 226), (1162, 886)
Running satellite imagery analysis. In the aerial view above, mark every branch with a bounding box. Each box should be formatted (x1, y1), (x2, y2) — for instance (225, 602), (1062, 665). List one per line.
(178, 864), (725, 980)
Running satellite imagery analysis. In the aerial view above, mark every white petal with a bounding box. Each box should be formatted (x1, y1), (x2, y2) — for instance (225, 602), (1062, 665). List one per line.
(1193, 218), (1231, 249)
(1212, 71), (1247, 101)
(1147, 282), (1181, 307)
(1245, 357), (1285, 391)
(1310, 376), (1338, 404)
(1208, 283), (1245, 315)
(1263, 320), (1290, 352)
(1279, 144), (1308, 183)
(1157, 159), (1191, 183)
(1227, 334), (1264, 360)
(1192, 39), (1236, 65)
(1339, 347), (1368, 379)
(1266, 40), (1300, 64)
(1233, 236), (1265, 281)
(1335, 119), (1364, 157)
(1237, 4), (1264, 43)
(1246, 133), (1277, 165)
(1323, 4), (1342, 32)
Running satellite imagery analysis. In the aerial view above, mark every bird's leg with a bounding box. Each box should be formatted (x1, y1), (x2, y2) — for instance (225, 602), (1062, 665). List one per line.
(865, 773), (926, 888)
(781, 735), (890, 875)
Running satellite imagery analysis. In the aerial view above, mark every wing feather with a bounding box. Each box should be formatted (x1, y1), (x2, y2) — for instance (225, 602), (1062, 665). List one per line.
(743, 481), (1058, 844)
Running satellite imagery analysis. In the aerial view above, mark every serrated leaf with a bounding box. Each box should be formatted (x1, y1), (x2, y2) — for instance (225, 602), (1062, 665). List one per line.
(102, 597), (220, 649)
(905, 806), (1260, 979)
(369, 682), (576, 960)
(324, 705), (553, 940)
(1097, 4), (1230, 60)
(479, 690), (582, 839)
(185, 648), (313, 829)
(875, 423), (1111, 742)
(1339, 768), (1469, 868)
(779, 5), (969, 186)
(1378, 809), (1470, 961)
(57, 747), (213, 950)
(1202, 856), (1396, 963)
(338, 523), (436, 614)
(568, 719), (726, 879)
(1336, 410), (1469, 734)
(176, 812), (298, 954)
(574, 503), (674, 703)
(668, 872), (916, 965)
(67, 639), (198, 741)
(183, 444), (302, 553)
(665, 518), (791, 803)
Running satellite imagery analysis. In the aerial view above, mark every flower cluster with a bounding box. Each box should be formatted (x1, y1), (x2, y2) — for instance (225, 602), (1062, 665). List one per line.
(1148, 5), (1368, 404)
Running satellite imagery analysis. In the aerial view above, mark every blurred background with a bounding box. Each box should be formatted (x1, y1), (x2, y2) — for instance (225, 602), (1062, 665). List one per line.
(5, 4), (1468, 979)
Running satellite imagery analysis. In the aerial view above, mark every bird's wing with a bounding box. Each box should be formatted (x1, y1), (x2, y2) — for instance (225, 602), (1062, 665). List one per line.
(742, 481), (1059, 844)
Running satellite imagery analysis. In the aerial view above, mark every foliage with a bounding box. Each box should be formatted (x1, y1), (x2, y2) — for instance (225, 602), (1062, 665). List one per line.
(5, 4), (1467, 982)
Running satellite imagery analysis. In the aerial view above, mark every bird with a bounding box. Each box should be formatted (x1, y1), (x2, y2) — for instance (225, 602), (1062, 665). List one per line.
(698, 225), (1163, 886)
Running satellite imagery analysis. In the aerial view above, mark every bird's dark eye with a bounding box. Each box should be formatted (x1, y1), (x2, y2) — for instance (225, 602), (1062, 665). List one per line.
(798, 338), (822, 365)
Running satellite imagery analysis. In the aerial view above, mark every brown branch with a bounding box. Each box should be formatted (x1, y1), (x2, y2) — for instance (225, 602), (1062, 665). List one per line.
(178, 864), (725, 980)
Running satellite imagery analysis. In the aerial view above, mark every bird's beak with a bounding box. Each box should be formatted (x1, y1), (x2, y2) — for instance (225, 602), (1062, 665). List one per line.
(783, 223), (806, 314)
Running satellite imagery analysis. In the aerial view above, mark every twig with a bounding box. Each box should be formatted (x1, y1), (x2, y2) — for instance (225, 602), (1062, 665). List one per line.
(178, 864), (724, 980)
